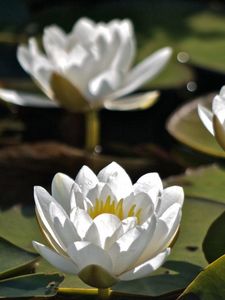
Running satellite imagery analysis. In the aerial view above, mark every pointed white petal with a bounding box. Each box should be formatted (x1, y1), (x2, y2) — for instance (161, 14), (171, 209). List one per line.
(100, 184), (117, 202)
(119, 248), (170, 280)
(198, 104), (214, 135)
(109, 47), (172, 99)
(109, 216), (156, 275)
(17, 45), (32, 73)
(104, 91), (159, 111)
(72, 17), (96, 45)
(0, 88), (57, 108)
(91, 213), (121, 249)
(86, 182), (105, 205)
(136, 203), (181, 264)
(34, 186), (65, 250)
(43, 25), (66, 54)
(33, 241), (78, 274)
(53, 217), (79, 248)
(51, 173), (74, 213)
(110, 20), (135, 72)
(137, 172), (163, 191)
(70, 207), (92, 239)
(75, 165), (98, 196)
(157, 186), (184, 216)
(67, 241), (113, 273)
(88, 70), (124, 99)
(97, 162), (132, 199)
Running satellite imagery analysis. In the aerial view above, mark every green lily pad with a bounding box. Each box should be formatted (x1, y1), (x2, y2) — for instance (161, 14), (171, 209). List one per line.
(202, 210), (225, 264)
(0, 237), (39, 280)
(179, 255), (225, 300)
(0, 273), (64, 298)
(0, 205), (44, 252)
(166, 93), (225, 158)
(166, 164), (225, 204)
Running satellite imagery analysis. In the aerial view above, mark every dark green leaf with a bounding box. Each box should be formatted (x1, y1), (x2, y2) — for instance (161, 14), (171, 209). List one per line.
(179, 255), (225, 300)
(203, 210), (225, 263)
(0, 237), (38, 280)
(0, 273), (64, 298)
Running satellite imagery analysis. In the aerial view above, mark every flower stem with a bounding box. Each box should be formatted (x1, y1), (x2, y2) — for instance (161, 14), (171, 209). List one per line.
(98, 288), (111, 299)
(58, 287), (97, 295)
(85, 109), (100, 153)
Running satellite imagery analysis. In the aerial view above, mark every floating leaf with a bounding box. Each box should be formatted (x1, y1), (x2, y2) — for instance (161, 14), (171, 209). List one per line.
(166, 93), (225, 158)
(166, 164), (225, 204)
(0, 205), (43, 252)
(202, 210), (225, 264)
(0, 273), (64, 298)
(113, 261), (202, 298)
(179, 255), (225, 300)
(0, 237), (38, 280)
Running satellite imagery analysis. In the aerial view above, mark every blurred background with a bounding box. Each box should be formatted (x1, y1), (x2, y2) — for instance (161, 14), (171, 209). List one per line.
(0, 0), (225, 204)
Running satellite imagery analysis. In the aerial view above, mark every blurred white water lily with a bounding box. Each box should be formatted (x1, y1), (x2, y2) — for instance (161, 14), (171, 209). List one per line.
(0, 18), (172, 112)
(33, 162), (184, 288)
(198, 86), (225, 151)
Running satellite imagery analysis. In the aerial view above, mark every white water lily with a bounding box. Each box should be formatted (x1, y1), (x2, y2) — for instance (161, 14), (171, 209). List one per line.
(198, 86), (225, 150)
(0, 18), (172, 112)
(33, 162), (184, 288)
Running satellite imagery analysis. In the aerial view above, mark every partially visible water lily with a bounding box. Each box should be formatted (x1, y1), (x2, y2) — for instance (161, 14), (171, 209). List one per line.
(0, 18), (171, 112)
(198, 86), (225, 151)
(33, 162), (184, 289)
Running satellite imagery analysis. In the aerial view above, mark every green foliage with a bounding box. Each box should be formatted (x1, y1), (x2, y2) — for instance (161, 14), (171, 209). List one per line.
(203, 210), (225, 264)
(0, 237), (38, 280)
(179, 255), (225, 300)
(0, 273), (64, 298)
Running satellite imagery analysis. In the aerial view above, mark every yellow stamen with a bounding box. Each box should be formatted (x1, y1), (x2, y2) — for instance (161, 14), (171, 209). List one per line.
(88, 196), (142, 224)
(128, 204), (136, 217)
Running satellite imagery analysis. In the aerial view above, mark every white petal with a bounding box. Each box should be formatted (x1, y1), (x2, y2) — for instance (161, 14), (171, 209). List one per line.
(86, 182), (105, 205)
(67, 241), (113, 273)
(91, 213), (121, 249)
(53, 216), (79, 248)
(51, 173), (74, 213)
(88, 70), (124, 99)
(75, 165), (98, 196)
(122, 217), (137, 233)
(157, 186), (184, 216)
(17, 45), (32, 72)
(84, 222), (101, 247)
(198, 104), (214, 135)
(0, 88), (57, 108)
(119, 248), (170, 281)
(136, 203), (181, 264)
(212, 93), (225, 126)
(109, 47), (172, 99)
(100, 184), (116, 202)
(43, 25), (66, 54)
(70, 207), (92, 239)
(104, 91), (159, 111)
(110, 20), (135, 72)
(33, 241), (78, 274)
(137, 172), (163, 191)
(123, 192), (154, 224)
(34, 186), (64, 250)
(72, 17), (96, 45)
(97, 162), (133, 199)
(109, 216), (156, 275)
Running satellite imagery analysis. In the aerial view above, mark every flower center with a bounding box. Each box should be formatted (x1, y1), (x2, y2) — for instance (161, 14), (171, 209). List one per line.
(88, 196), (142, 223)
